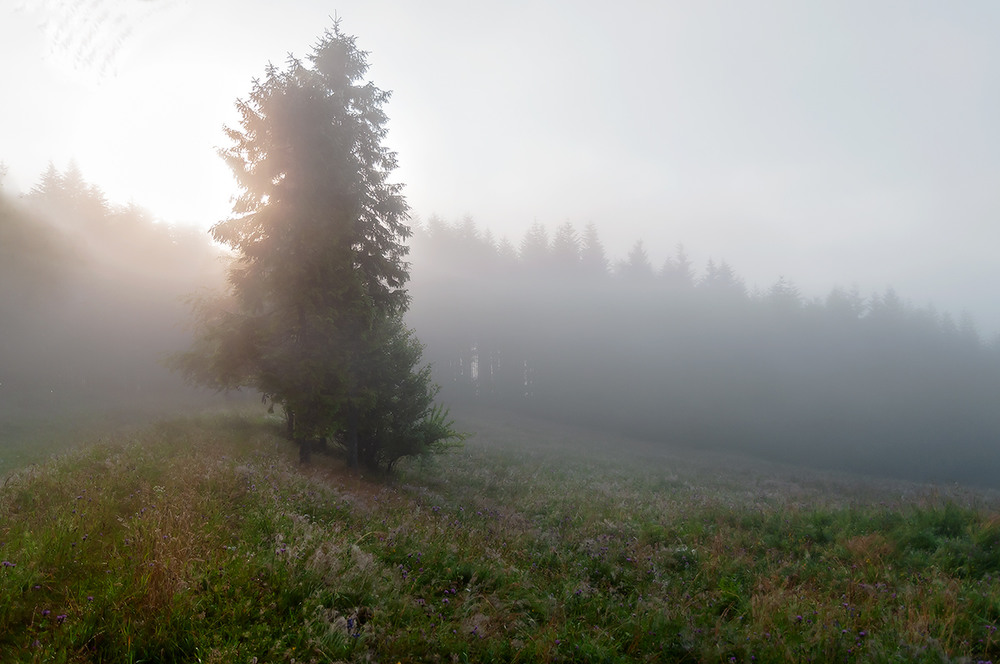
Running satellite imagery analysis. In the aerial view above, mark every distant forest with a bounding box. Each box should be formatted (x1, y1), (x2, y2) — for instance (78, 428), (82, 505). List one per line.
(4, 163), (1000, 486)
(407, 218), (1000, 487)
(0, 163), (225, 420)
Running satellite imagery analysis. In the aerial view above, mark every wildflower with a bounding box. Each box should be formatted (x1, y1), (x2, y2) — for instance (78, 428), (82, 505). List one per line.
(1, 560), (14, 567)
(56, 614), (67, 624)
(41, 609), (50, 617)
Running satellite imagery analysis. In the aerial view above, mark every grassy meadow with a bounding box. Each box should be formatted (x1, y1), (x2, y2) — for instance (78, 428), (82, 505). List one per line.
(2, 407), (1000, 662)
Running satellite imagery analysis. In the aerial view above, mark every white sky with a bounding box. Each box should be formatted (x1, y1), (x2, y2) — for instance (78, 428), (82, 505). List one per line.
(2, 0), (999, 334)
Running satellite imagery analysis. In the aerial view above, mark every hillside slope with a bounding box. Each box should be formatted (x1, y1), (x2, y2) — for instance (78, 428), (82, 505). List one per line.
(2, 409), (1000, 662)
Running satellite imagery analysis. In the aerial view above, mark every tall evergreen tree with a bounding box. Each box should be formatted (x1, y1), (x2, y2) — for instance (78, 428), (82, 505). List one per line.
(616, 239), (655, 282)
(496, 236), (518, 265)
(699, 259), (746, 299)
(29, 162), (62, 199)
(825, 286), (866, 321)
(519, 221), (550, 272)
(174, 22), (459, 468)
(767, 275), (802, 310)
(551, 221), (581, 275)
(660, 243), (694, 288)
(579, 222), (608, 278)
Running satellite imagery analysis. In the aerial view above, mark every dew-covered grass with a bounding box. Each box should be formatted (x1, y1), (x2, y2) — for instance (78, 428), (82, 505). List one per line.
(2, 407), (1000, 662)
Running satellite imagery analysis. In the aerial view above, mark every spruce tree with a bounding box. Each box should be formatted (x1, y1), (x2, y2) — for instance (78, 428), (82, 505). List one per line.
(174, 22), (459, 468)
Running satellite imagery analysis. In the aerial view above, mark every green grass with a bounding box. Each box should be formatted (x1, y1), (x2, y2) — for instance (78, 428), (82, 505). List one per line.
(0, 416), (105, 477)
(3, 407), (1000, 662)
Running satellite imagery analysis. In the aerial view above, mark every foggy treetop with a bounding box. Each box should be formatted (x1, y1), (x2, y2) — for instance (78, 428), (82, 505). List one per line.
(410, 216), (987, 344)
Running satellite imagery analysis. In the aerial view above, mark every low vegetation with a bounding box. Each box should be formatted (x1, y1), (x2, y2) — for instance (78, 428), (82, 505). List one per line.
(2, 409), (1000, 662)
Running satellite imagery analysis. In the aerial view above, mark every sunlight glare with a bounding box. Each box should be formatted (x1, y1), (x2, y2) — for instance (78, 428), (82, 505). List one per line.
(16, 0), (236, 227)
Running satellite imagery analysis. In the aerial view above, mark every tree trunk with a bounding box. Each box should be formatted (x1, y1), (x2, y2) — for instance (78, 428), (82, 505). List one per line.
(285, 409), (295, 440)
(298, 438), (311, 464)
(347, 401), (359, 468)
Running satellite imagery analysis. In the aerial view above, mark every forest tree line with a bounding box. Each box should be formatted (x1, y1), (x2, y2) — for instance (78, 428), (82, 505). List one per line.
(0, 163), (226, 420)
(407, 217), (1000, 486)
(4, 160), (1000, 486)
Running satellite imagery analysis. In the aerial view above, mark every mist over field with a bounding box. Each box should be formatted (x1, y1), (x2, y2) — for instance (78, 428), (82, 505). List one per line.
(4, 162), (1000, 488)
(405, 218), (1000, 488)
(2, 2), (1000, 489)
(6, 7), (1000, 662)
(0, 165), (227, 425)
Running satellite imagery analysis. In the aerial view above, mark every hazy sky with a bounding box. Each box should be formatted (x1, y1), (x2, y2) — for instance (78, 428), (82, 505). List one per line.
(3, 1), (999, 334)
